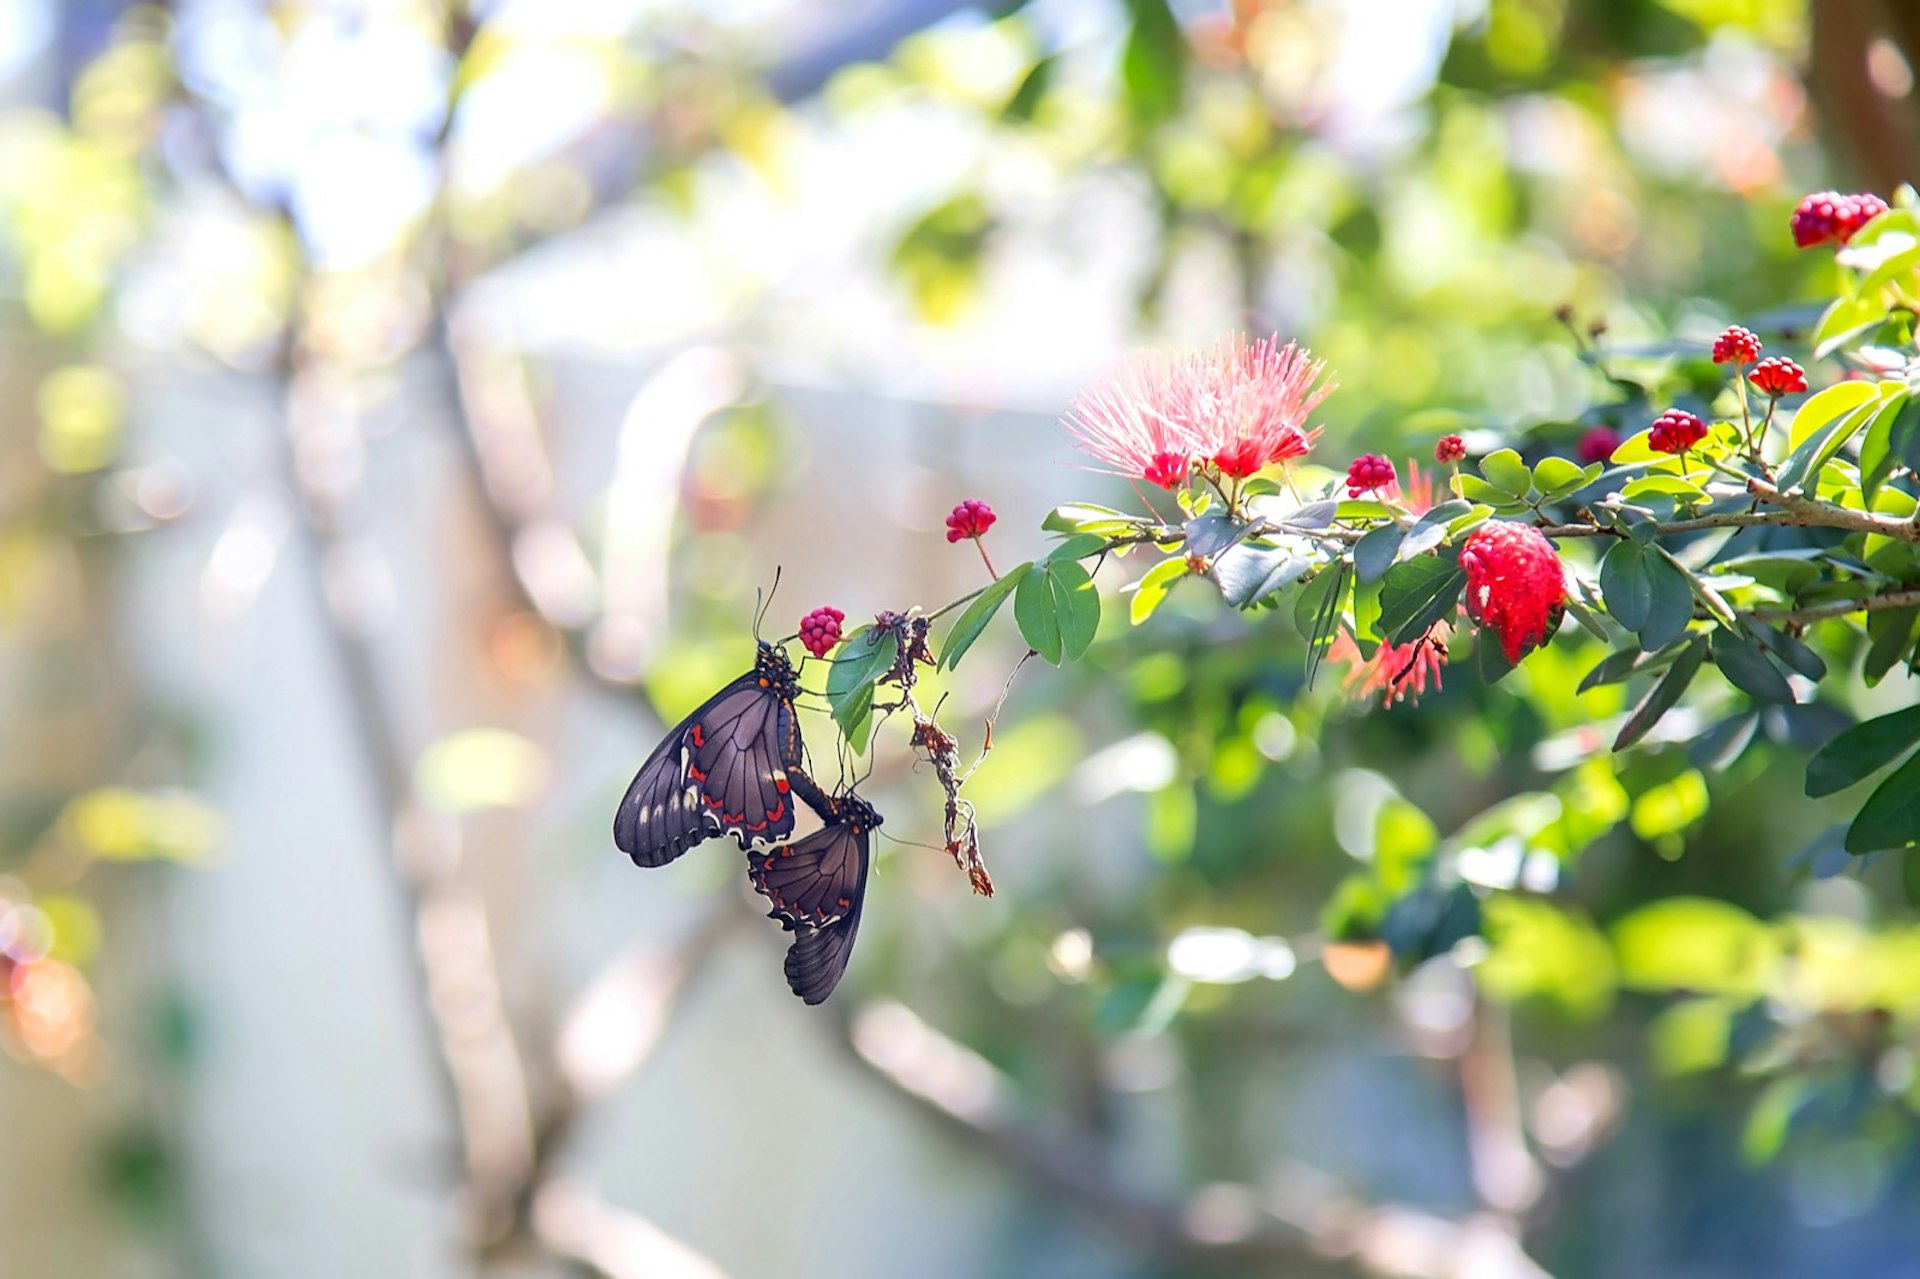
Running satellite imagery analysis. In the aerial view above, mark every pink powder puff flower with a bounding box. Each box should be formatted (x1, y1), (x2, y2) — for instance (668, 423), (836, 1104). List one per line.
(1062, 353), (1198, 490)
(1329, 622), (1450, 706)
(1178, 335), (1332, 479)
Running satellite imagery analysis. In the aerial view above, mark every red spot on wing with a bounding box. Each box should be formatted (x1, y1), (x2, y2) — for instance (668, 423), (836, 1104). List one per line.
(688, 765), (707, 783)
(690, 724), (705, 747)
(765, 800), (786, 823)
(775, 776), (790, 794)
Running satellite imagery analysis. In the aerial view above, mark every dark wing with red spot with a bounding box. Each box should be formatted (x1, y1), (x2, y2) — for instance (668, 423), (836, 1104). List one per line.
(750, 821), (870, 1004)
(685, 683), (799, 847)
(612, 674), (749, 866)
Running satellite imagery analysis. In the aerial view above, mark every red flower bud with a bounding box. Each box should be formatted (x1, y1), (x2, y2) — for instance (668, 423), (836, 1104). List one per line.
(1648, 409), (1708, 456)
(1346, 454), (1397, 497)
(798, 606), (846, 658)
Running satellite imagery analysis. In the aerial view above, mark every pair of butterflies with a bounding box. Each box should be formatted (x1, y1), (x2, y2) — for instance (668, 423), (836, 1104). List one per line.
(612, 640), (880, 1004)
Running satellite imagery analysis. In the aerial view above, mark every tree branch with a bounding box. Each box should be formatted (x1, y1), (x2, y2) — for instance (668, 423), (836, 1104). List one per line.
(1749, 587), (1920, 626)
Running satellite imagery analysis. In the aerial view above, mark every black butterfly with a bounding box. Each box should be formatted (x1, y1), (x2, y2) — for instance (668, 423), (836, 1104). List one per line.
(613, 641), (807, 867)
(749, 787), (882, 1005)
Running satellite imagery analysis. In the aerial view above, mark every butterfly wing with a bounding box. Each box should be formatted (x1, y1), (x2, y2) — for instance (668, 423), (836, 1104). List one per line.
(686, 683), (800, 847)
(750, 821), (870, 1004)
(613, 674), (753, 866)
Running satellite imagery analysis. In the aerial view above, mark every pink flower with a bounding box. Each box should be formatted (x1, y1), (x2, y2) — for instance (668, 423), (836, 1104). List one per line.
(1063, 336), (1332, 487)
(1460, 522), (1566, 663)
(1062, 353), (1197, 490)
(1179, 335), (1331, 478)
(1375, 459), (1438, 515)
(1330, 622), (1449, 706)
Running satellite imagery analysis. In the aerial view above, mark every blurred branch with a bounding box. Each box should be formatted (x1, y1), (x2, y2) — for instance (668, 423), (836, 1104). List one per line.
(530, 1178), (730, 1279)
(272, 312), (541, 1242)
(830, 998), (1553, 1279)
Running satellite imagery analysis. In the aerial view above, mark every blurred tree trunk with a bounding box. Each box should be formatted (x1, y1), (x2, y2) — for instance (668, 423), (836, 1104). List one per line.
(1807, 0), (1920, 192)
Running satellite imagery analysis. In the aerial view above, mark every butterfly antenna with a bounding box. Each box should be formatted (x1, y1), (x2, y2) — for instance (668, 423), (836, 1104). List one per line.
(753, 566), (783, 641)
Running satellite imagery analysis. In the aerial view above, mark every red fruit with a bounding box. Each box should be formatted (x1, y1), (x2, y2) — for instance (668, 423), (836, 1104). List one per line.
(798, 606), (845, 658)
(1710, 326), (1761, 365)
(1576, 426), (1621, 465)
(944, 498), (997, 543)
(1346, 454), (1397, 497)
(1791, 191), (1889, 248)
(1434, 434), (1467, 464)
(1648, 409), (1708, 455)
(1749, 357), (1808, 397)
(1460, 521), (1567, 663)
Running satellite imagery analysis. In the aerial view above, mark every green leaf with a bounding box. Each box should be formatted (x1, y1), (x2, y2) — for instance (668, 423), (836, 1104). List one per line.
(1806, 705), (1920, 797)
(1044, 532), (1109, 563)
(1780, 384), (1891, 492)
(1787, 381), (1882, 453)
(1049, 558), (1101, 661)
(1452, 474), (1528, 511)
(1447, 503), (1494, 538)
(1212, 541), (1310, 608)
(940, 564), (1028, 671)
(1579, 646), (1645, 693)
(1376, 556), (1465, 646)
(1600, 540), (1651, 632)
(1845, 750), (1920, 852)
(1130, 557), (1187, 625)
(1296, 562), (1350, 686)
(1750, 623), (1827, 681)
(1812, 292), (1892, 360)
(1622, 475), (1709, 502)
(1335, 499), (1397, 521)
(1479, 448), (1532, 496)
(827, 625), (899, 741)
(1860, 397), (1920, 503)
(1183, 511), (1244, 557)
(1120, 0), (1186, 128)
(1609, 428), (1662, 464)
(1350, 575), (1383, 659)
(1003, 53), (1056, 122)
(1863, 605), (1919, 687)
(1532, 455), (1588, 498)
(1614, 637), (1706, 751)
(1013, 567), (1061, 664)
(1353, 523), (1404, 583)
(1709, 627), (1795, 704)
(1639, 550), (1695, 652)
(1042, 503), (1142, 538)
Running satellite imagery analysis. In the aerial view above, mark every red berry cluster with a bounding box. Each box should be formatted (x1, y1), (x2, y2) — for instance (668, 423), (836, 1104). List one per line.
(1460, 520), (1567, 663)
(1710, 325), (1761, 365)
(1346, 454), (1396, 497)
(1576, 426), (1621, 465)
(1790, 191), (1888, 249)
(1648, 409), (1708, 455)
(1434, 434), (1467, 464)
(1749, 357), (1808, 398)
(798, 606), (845, 658)
(945, 498), (997, 543)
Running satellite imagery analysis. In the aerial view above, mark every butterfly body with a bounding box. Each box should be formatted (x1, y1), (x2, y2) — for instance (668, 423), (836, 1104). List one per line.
(613, 641), (805, 867)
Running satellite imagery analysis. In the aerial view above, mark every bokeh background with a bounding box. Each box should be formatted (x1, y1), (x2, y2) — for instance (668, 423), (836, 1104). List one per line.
(5, 1), (1920, 1276)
